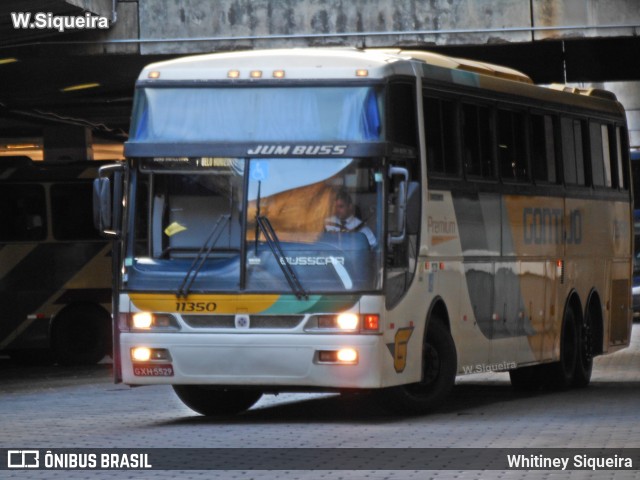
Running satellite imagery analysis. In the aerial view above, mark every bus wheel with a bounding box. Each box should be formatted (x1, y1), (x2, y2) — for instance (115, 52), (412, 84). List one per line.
(172, 386), (262, 416)
(572, 309), (594, 388)
(52, 305), (110, 366)
(545, 306), (578, 389)
(375, 318), (457, 415)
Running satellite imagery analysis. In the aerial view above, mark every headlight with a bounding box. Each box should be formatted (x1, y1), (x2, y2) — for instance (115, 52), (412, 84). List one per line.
(336, 313), (359, 330)
(306, 313), (380, 333)
(130, 312), (180, 331)
(132, 312), (153, 329)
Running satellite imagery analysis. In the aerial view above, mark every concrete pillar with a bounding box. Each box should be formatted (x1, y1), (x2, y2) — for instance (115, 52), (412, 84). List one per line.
(533, 0), (640, 39)
(43, 126), (93, 162)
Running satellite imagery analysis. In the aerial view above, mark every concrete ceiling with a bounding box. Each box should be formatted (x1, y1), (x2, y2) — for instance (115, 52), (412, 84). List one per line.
(1, 1), (639, 146)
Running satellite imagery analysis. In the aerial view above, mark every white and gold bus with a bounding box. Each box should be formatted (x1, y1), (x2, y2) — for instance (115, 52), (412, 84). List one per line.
(95, 48), (632, 415)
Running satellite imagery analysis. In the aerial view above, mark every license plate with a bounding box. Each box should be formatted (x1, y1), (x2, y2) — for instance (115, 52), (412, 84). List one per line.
(133, 364), (174, 377)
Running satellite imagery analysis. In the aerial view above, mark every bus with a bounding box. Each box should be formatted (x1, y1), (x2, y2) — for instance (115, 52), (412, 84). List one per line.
(94, 48), (633, 415)
(1, 157), (112, 365)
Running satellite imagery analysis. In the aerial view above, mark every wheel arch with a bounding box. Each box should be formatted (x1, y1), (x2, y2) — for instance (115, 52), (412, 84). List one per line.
(564, 290), (584, 328)
(585, 288), (604, 357)
(425, 296), (457, 371)
(556, 290), (583, 360)
(426, 296), (451, 333)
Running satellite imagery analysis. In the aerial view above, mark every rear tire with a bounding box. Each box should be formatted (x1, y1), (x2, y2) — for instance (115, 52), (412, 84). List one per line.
(375, 318), (457, 415)
(542, 306), (578, 389)
(172, 386), (262, 416)
(573, 307), (593, 388)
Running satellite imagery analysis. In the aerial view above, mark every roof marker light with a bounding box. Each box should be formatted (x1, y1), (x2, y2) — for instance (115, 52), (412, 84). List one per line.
(355, 69), (369, 77)
(272, 70), (285, 79)
(148, 71), (160, 79)
(250, 70), (263, 78)
(227, 69), (240, 79)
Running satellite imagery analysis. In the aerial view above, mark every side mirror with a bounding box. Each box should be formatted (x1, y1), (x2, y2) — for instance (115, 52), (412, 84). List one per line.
(93, 177), (112, 231)
(92, 163), (124, 238)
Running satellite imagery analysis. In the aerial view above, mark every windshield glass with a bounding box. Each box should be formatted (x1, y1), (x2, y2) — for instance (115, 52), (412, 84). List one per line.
(130, 86), (382, 143)
(127, 157), (384, 294)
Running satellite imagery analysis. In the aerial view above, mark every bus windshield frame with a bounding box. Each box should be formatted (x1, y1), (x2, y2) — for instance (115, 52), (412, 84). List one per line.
(125, 156), (386, 296)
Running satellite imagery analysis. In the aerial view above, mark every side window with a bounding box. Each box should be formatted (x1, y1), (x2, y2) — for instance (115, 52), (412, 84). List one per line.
(531, 114), (558, 184)
(589, 122), (605, 187)
(51, 183), (101, 240)
(462, 103), (494, 178)
(0, 184), (46, 241)
(561, 117), (587, 186)
(424, 96), (458, 176)
(497, 108), (528, 181)
(601, 125), (613, 187)
(615, 126), (628, 189)
(605, 124), (627, 189)
(388, 83), (417, 148)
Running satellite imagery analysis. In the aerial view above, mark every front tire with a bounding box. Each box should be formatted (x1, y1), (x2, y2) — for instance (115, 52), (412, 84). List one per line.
(375, 318), (457, 415)
(173, 386), (262, 416)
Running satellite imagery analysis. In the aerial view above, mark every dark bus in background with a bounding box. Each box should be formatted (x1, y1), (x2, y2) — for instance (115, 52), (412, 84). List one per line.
(0, 157), (112, 364)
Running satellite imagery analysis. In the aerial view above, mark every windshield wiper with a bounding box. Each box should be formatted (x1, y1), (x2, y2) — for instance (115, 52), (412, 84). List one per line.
(256, 215), (308, 300)
(177, 214), (230, 298)
(252, 179), (306, 299)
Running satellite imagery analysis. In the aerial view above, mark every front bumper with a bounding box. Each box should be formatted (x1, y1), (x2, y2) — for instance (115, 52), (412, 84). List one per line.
(120, 332), (384, 389)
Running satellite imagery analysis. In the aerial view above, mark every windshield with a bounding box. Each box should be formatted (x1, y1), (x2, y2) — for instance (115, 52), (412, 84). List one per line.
(127, 157), (384, 294)
(130, 86), (382, 143)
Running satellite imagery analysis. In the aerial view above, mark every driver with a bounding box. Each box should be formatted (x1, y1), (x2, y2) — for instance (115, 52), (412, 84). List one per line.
(324, 189), (377, 247)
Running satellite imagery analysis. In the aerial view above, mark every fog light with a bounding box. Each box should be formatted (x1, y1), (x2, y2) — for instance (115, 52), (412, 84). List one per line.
(317, 348), (358, 364)
(131, 347), (171, 362)
(131, 347), (151, 362)
(337, 348), (358, 363)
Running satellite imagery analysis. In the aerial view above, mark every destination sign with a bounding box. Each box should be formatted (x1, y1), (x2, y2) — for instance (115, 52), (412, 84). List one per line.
(140, 157), (237, 171)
